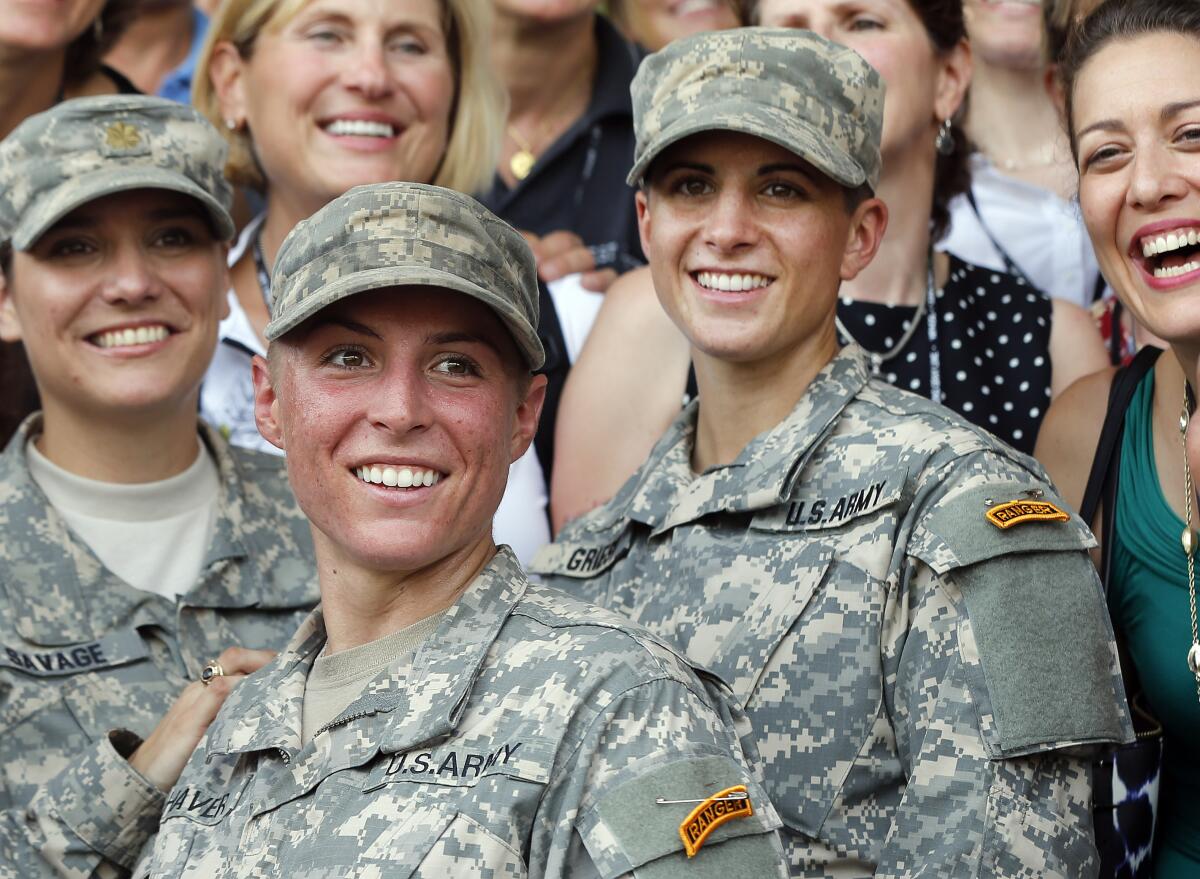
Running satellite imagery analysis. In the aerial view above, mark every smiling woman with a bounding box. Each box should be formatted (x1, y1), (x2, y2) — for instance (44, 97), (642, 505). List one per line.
(121, 181), (791, 877)
(192, 0), (501, 455)
(0, 95), (317, 877)
(1034, 3), (1200, 876)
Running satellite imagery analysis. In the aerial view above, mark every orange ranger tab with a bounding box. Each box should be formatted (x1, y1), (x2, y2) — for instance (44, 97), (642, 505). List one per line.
(986, 499), (1070, 530)
(678, 785), (754, 858)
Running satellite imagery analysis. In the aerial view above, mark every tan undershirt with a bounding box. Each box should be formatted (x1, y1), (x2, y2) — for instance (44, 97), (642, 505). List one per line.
(301, 612), (445, 745)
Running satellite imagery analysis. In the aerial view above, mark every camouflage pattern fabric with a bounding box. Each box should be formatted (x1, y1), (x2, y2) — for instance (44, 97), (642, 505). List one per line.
(0, 416), (318, 877)
(533, 346), (1135, 877)
(134, 548), (787, 878)
(0, 95), (235, 250)
(265, 182), (545, 370)
(627, 28), (884, 190)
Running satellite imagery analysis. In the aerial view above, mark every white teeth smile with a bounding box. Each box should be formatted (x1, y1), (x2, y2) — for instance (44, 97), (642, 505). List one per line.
(355, 464), (441, 489)
(695, 271), (773, 293)
(324, 119), (396, 138)
(92, 325), (169, 349)
(1141, 227), (1199, 258)
(1153, 260), (1200, 279)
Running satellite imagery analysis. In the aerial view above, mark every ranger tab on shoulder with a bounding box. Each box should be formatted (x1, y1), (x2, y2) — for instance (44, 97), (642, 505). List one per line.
(985, 497), (1070, 530)
(674, 785), (754, 857)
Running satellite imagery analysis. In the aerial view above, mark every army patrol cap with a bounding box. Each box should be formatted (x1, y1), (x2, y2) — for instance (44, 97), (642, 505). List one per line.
(0, 95), (235, 251)
(628, 27), (885, 191)
(266, 182), (545, 370)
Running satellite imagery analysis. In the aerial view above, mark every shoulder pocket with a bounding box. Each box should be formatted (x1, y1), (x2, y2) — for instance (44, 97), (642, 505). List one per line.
(576, 755), (782, 879)
(910, 484), (1125, 757)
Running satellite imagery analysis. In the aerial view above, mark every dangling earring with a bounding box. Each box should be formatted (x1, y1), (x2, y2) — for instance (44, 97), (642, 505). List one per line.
(92, 16), (104, 42)
(935, 119), (955, 157)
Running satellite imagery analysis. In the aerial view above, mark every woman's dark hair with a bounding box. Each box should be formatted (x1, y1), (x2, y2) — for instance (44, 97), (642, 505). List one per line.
(61, 0), (140, 87)
(1060, 0), (1200, 158)
(736, 0), (970, 242)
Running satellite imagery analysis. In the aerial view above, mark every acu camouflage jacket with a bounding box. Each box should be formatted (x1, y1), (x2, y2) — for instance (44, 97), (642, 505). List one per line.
(533, 346), (1134, 877)
(0, 416), (318, 878)
(136, 549), (787, 879)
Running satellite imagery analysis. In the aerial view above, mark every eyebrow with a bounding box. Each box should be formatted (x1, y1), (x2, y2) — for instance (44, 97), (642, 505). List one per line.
(51, 206), (208, 232)
(322, 317), (383, 339)
(1077, 98), (1200, 141)
(426, 330), (503, 356)
(758, 162), (816, 179)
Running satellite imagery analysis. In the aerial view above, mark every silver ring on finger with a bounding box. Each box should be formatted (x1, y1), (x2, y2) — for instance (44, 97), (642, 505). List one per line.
(200, 661), (226, 686)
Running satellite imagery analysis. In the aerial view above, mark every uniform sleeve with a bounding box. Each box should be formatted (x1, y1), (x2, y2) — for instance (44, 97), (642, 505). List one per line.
(0, 730), (162, 879)
(877, 468), (1132, 876)
(533, 674), (788, 879)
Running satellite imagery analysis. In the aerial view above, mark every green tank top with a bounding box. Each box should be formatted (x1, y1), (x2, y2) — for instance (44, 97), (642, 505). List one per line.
(1111, 368), (1200, 876)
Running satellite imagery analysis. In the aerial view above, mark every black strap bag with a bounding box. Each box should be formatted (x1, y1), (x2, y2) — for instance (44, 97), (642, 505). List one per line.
(1080, 345), (1165, 879)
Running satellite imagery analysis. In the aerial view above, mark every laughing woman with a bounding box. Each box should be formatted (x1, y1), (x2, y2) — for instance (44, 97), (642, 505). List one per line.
(1035, 1), (1200, 875)
(0, 96), (316, 876)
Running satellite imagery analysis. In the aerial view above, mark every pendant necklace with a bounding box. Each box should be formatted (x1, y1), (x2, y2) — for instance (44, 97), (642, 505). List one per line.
(835, 251), (942, 403)
(1177, 385), (1200, 704)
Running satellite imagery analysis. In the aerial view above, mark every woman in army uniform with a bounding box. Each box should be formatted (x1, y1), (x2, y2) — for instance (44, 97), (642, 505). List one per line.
(0, 96), (317, 876)
(533, 28), (1131, 876)
(133, 181), (787, 877)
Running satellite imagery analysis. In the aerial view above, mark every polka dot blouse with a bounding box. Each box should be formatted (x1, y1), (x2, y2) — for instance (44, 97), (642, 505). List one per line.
(835, 255), (1052, 454)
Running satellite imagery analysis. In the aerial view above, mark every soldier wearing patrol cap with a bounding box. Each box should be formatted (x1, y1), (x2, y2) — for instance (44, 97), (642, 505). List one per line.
(132, 180), (788, 877)
(0, 96), (317, 876)
(532, 28), (1134, 876)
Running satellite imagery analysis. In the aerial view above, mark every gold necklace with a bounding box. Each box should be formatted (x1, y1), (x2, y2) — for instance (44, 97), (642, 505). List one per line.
(506, 124), (538, 181)
(505, 82), (590, 182)
(1177, 387), (1200, 703)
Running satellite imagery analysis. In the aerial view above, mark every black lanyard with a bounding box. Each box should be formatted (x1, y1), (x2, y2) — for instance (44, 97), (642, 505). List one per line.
(252, 222), (272, 308)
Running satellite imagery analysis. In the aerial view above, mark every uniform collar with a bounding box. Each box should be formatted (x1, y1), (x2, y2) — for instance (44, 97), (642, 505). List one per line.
(616, 347), (872, 535)
(0, 414), (298, 645)
(205, 547), (529, 764)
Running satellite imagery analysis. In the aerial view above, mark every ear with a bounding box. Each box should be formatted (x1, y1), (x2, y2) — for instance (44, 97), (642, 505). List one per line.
(251, 354), (286, 451)
(207, 41), (250, 128)
(840, 197), (888, 282)
(0, 269), (23, 343)
(1045, 66), (1066, 119)
(933, 37), (972, 130)
(510, 373), (548, 463)
(635, 189), (653, 263)
(217, 245), (232, 322)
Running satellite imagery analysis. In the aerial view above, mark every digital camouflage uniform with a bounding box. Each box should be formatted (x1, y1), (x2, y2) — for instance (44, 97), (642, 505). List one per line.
(133, 182), (788, 877)
(531, 29), (1134, 878)
(534, 349), (1133, 875)
(0, 96), (316, 877)
(135, 549), (785, 879)
(0, 419), (317, 878)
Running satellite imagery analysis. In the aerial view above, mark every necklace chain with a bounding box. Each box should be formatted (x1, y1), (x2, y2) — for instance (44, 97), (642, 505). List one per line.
(505, 84), (589, 181)
(1178, 386), (1200, 704)
(252, 222), (272, 309)
(835, 253), (942, 403)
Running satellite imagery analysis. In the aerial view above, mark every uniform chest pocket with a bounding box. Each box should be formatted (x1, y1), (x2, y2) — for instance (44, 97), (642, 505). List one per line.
(0, 632), (162, 803)
(738, 486), (901, 837)
(354, 737), (554, 877)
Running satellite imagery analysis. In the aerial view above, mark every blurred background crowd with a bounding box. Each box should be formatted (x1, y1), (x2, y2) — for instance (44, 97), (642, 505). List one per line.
(2, 0), (1199, 873)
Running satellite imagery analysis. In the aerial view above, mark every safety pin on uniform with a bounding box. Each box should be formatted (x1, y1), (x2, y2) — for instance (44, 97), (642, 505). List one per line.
(655, 792), (750, 805)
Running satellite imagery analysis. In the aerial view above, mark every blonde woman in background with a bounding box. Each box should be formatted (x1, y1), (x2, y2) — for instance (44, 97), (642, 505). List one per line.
(194, 0), (500, 455)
